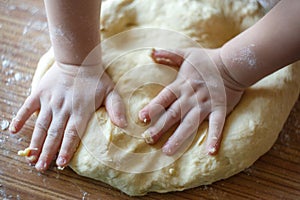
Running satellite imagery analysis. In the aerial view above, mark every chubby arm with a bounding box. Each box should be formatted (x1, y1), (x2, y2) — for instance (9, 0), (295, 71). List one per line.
(11, 0), (127, 171)
(140, 0), (300, 156)
(221, 0), (300, 88)
(44, 0), (101, 65)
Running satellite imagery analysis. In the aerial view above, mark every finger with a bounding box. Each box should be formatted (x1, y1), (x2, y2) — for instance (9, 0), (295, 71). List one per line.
(56, 115), (85, 168)
(162, 107), (206, 155)
(151, 49), (184, 67)
(206, 107), (226, 155)
(105, 90), (127, 128)
(26, 107), (52, 164)
(35, 111), (69, 171)
(139, 84), (178, 122)
(10, 95), (40, 133)
(142, 97), (190, 144)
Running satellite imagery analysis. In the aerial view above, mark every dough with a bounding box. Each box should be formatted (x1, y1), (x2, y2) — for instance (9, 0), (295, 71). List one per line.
(32, 0), (300, 196)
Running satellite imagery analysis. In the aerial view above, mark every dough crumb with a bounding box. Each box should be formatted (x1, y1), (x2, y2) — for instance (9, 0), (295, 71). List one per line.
(208, 147), (216, 154)
(0, 119), (9, 131)
(57, 166), (65, 170)
(142, 130), (154, 144)
(26, 155), (37, 162)
(9, 123), (16, 133)
(18, 147), (38, 157)
(168, 168), (175, 175)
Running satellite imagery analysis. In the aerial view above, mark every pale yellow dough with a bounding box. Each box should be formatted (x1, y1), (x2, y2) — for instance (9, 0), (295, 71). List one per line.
(32, 0), (300, 196)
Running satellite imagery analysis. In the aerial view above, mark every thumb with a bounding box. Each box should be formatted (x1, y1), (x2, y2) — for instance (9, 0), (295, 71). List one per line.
(151, 48), (185, 67)
(105, 89), (128, 128)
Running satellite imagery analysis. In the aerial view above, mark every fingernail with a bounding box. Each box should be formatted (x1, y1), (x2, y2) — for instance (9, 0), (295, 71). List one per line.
(9, 121), (16, 133)
(56, 156), (66, 166)
(26, 155), (37, 163)
(208, 147), (217, 155)
(151, 48), (157, 56)
(118, 117), (128, 128)
(10, 118), (21, 133)
(35, 160), (47, 171)
(142, 130), (154, 144)
(211, 136), (218, 141)
(162, 145), (172, 155)
(139, 111), (147, 121)
(162, 140), (172, 154)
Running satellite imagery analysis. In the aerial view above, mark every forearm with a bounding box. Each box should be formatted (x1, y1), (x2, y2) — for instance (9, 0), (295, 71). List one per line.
(220, 0), (300, 88)
(44, 0), (101, 65)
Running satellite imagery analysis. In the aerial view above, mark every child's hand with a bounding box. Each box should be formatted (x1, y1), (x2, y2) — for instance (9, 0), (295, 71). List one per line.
(10, 62), (127, 171)
(139, 48), (244, 155)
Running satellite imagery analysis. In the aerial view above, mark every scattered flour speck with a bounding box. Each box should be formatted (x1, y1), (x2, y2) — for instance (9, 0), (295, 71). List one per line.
(14, 73), (22, 81)
(233, 44), (257, 69)
(0, 120), (9, 131)
(2, 59), (10, 68)
(82, 191), (89, 200)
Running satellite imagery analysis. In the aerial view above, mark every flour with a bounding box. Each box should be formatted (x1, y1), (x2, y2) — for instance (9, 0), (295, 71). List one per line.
(257, 0), (280, 11)
(23, 21), (48, 35)
(0, 120), (9, 131)
(1, 59), (10, 69)
(233, 44), (257, 69)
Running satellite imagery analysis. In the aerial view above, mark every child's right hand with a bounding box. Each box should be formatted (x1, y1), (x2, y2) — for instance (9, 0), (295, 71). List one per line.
(10, 61), (127, 171)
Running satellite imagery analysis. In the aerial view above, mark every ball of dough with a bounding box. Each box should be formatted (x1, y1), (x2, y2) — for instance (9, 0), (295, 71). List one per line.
(32, 0), (300, 196)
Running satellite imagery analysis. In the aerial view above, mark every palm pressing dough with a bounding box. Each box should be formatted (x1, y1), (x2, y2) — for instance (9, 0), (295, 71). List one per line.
(32, 0), (300, 196)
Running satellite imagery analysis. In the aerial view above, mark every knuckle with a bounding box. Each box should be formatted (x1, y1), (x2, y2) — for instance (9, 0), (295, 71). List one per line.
(21, 100), (35, 114)
(196, 92), (209, 103)
(211, 95), (226, 105)
(53, 102), (64, 110)
(158, 92), (173, 105)
(50, 97), (65, 110)
(167, 107), (180, 120)
(23, 105), (31, 113)
(64, 128), (79, 141)
(183, 118), (199, 130)
(35, 121), (48, 133)
(47, 127), (63, 139)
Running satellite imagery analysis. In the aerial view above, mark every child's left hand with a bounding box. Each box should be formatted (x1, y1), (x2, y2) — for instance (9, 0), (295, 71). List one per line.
(139, 48), (244, 155)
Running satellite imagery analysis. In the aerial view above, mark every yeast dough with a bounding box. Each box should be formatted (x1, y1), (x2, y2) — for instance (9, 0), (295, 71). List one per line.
(32, 0), (300, 196)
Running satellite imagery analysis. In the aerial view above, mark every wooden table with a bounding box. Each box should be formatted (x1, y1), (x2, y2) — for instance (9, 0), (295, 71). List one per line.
(1, 1), (299, 199)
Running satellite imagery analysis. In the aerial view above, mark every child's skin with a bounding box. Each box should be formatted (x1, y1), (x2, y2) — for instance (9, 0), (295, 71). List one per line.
(10, 0), (128, 171)
(10, 0), (300, 171)
(141, 0), (300, 155)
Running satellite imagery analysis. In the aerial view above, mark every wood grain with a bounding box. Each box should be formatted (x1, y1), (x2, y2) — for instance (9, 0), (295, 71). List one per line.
(0, 1), (299, 199)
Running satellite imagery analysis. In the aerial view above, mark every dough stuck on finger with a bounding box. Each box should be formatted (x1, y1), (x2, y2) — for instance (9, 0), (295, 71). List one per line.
(17, 147), (38, 157)
(32, 0), (300, 196)
(57, 166), (65, 170)
(141, 130), (154, 144)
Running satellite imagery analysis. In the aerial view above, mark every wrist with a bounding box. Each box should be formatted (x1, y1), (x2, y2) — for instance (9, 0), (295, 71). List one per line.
(52, 43), (103, 67)
(212, 48), (246, 92)
(56, 59), (104, 78)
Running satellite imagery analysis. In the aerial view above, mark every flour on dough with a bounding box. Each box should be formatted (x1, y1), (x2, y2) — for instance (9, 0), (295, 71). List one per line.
(32, 0), (300, 196)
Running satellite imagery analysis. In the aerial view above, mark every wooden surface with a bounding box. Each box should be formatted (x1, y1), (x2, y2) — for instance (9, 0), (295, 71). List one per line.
(0, 1), (299, 199)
